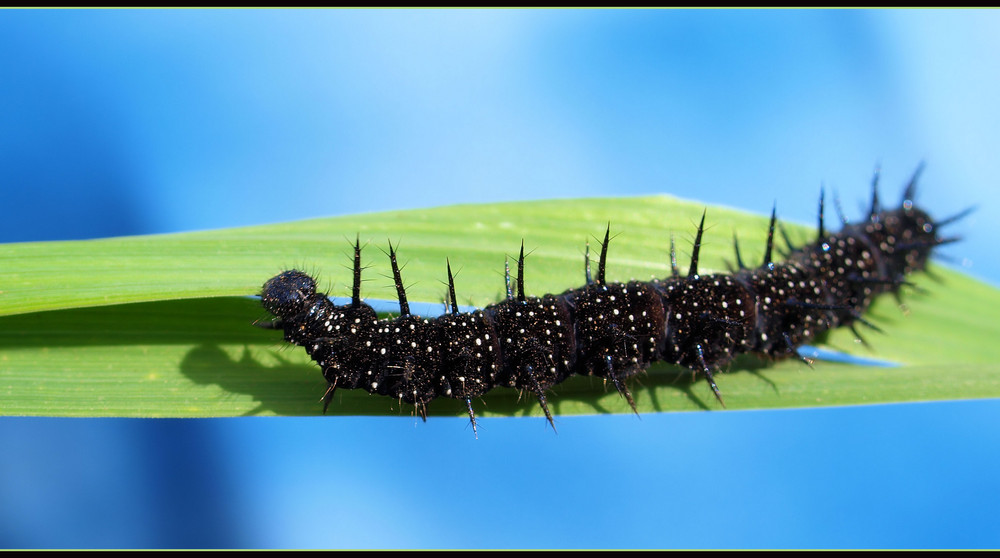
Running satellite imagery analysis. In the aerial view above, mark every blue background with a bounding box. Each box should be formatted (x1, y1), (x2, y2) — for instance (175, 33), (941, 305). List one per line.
(1, 9), (998, 549)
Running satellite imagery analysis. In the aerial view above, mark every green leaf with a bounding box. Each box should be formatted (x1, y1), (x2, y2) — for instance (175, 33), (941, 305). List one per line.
(2, 195), (998, 418)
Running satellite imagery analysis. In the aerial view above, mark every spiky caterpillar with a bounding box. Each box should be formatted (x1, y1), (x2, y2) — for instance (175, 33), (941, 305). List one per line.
(257, 166), (961, 435)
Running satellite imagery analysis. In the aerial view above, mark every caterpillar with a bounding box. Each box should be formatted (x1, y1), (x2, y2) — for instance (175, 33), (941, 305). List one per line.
(257, 166), (963, 436)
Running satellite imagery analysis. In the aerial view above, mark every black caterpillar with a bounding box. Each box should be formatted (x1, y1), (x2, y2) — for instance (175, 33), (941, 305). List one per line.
(257, 166), (963, 435)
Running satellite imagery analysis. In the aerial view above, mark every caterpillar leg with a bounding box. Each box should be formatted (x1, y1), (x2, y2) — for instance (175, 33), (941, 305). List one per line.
(523, 363), (556, 431)
(696, 344), (726, 408)
(604, 355), (638, 415)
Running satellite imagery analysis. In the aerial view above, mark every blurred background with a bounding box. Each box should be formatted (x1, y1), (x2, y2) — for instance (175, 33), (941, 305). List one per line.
(1, 9), (998, 549)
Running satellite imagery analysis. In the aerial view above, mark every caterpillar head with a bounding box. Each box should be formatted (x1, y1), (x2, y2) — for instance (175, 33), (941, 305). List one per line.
(261, 269), (319, 319)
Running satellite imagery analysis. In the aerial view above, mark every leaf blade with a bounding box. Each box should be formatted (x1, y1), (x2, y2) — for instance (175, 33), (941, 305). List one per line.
(2, 195), (997, 418)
